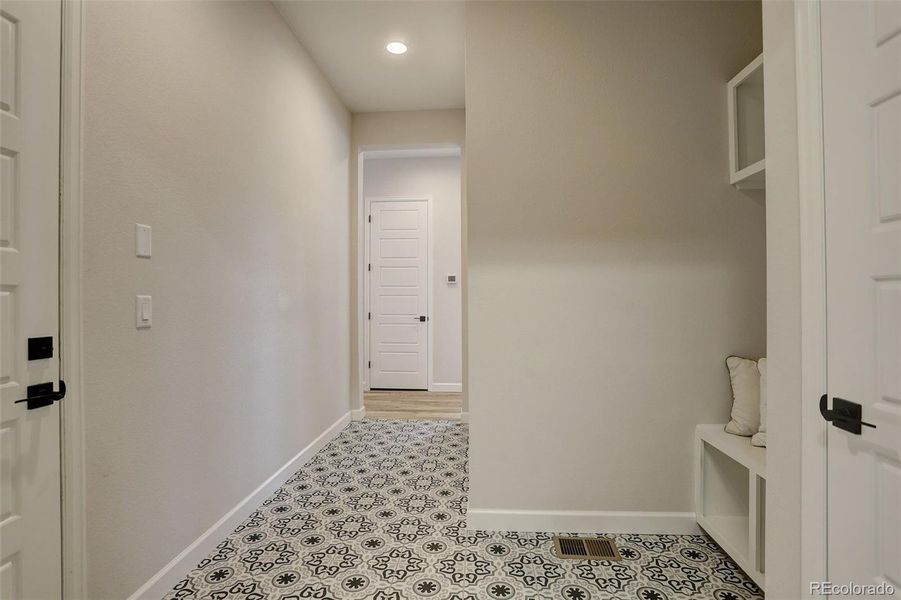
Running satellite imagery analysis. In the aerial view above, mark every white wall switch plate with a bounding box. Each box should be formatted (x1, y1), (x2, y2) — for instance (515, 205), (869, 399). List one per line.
(135, 223), (152, 258)
(135, 295), (152, 328)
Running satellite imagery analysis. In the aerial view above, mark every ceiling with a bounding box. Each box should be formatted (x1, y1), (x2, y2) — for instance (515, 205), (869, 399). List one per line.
(274, 1), (465, 113)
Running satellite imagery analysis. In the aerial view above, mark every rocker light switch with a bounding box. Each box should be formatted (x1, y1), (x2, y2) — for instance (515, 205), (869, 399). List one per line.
(135, 223), (151, 258)
(135, 295), (152, 328)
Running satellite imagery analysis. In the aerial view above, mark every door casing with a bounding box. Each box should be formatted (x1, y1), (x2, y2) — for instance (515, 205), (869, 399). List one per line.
(60, 0), (86, 597)
(354, 145), (461, 412)
(364, 195), (434, 391)
(795, 0), (829, 592)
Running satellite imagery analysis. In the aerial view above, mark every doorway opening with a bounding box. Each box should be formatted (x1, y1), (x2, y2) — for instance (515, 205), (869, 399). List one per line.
(358, 146), (463, 419)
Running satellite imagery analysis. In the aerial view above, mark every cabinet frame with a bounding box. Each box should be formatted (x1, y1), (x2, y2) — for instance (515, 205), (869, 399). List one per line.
(728, 53), (766, 189)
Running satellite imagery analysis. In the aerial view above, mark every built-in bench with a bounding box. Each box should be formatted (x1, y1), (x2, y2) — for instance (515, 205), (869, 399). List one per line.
(694, 424), (766, 590)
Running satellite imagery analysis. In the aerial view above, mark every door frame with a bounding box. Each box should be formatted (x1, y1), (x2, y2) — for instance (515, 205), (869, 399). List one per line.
(60, 0), (87, 597)
(795, 0), (828, 591)
(363, 195), (434, 391)
(354, 144), (461, 404)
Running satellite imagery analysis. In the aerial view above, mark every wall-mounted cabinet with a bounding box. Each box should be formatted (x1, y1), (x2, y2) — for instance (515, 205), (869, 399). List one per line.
(728, 54), (765, 189)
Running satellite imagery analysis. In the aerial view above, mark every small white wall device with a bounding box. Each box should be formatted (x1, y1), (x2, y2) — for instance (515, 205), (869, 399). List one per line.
(135, 223), (152, 258)
(135, 295), (152, 328)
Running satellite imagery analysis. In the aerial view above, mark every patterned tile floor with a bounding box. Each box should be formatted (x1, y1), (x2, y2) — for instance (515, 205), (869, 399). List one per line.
(165, 420), (764, 600)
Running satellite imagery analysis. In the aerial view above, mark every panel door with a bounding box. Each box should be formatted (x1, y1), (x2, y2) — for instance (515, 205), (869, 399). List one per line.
(0, 1), (63, 598)
(822, 0), (901, 588)
(369, 200), (429, 390)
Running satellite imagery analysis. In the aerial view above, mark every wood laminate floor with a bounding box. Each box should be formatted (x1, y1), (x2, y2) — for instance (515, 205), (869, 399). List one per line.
(364, 390), (463, 420)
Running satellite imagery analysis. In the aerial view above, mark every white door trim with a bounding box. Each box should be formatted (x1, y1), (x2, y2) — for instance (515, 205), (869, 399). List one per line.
(364, 195), (434, 391)
(60, 0), (87, 596)
(794, 0), (828, 591)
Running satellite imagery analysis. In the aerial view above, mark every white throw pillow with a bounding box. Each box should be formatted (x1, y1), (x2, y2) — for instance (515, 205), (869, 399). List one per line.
(724, 356), (760, 437)
(752, 358), (767, 447)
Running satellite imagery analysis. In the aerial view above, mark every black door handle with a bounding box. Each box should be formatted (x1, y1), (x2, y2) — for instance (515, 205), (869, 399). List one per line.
(819, 394), (875, 435)
(15, 380), (66, 410)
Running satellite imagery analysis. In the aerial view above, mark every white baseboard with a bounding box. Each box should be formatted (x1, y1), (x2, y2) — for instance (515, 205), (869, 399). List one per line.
(127, 411), (352, 600)
(465, 508), (699, 535)
(459, 411), (470, 423)
(351, 407), (366, 421)
(430, 382), (462, 393)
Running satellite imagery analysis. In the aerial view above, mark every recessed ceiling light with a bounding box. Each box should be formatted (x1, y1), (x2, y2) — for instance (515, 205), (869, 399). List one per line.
(386, 41), (408, 55)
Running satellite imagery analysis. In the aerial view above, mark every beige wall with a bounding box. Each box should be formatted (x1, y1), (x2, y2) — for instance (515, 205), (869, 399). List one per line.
(762, 1), (803, 595)
(363, 156), (464, 389)
(82, 2), (350, 597)
(350, 110), (466, 408)
(466, 1), (764, 517)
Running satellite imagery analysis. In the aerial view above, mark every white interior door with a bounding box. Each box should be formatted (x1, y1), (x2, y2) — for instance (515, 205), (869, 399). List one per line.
(0, 1), (63, 598)
(369, 199), (429, 390)
(821, 0), (901, 589)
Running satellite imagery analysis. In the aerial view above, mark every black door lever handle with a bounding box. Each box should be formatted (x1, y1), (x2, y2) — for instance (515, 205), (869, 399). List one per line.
(819, 394), (875, 435)
(15, 380), (66, 410)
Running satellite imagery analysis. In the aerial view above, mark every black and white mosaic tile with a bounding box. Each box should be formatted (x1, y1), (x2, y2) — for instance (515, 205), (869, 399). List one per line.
(164, 420), (763, 600)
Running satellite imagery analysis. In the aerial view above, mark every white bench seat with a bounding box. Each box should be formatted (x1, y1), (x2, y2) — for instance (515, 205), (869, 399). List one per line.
(694, 424), (766, 590)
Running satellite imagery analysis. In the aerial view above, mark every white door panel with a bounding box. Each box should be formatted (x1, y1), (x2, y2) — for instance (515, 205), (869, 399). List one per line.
(0, 1), (62, 598)
(822, 0), (901, 588)
(380, 266), (421, 288)
(380, 293), (420, 315)
(378, 323), (420, 345)
(369, 200), (429, 390)
(379, 351), (421, 373)
(379, 238), (418, 259)
(379, 209), (419, 230)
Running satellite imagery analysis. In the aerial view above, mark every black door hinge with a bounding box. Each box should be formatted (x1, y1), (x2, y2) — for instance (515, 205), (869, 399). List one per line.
(368, 215), (371, 223)
(368, 264), (371, 272)
(368, 361), (371, 369)
(368, 312), (371, 320)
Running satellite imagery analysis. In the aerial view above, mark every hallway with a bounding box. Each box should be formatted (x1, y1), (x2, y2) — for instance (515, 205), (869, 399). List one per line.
(164, 420), (762, 600)
(4, 0), (896, 595)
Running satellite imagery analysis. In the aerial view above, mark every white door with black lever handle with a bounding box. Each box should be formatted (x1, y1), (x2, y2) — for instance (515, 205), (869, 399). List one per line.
(821, 0), (901, 589)
(0, 1), (65, 597)
(368, 199), (430, 390)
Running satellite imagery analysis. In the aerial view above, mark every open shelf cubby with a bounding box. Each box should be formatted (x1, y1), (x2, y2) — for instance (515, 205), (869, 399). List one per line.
(694, 425), (766, 590)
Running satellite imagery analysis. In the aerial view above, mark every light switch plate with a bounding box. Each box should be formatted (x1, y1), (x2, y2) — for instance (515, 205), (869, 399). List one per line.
(135, 223), (151, 258)
(135, 295), (152, 328)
